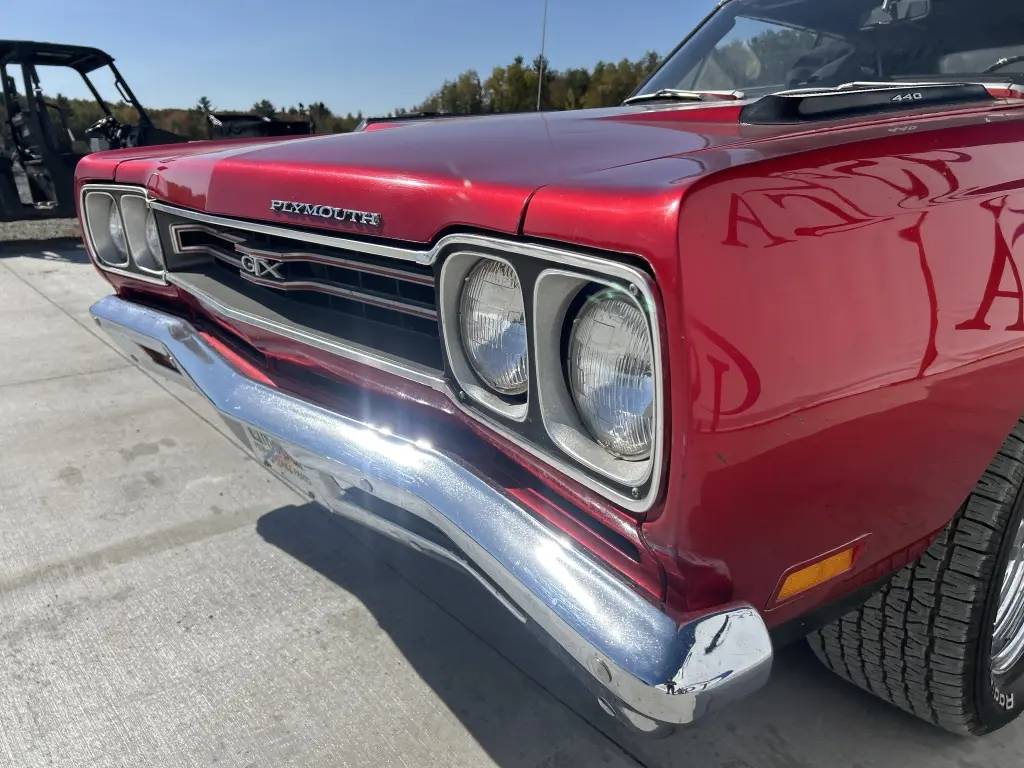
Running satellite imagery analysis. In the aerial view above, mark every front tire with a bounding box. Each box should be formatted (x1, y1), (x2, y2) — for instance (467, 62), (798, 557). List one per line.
(809, 419), (1024, 735)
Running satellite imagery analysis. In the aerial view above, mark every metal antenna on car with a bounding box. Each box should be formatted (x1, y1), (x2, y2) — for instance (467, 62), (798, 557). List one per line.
(537, 0), (549, 111)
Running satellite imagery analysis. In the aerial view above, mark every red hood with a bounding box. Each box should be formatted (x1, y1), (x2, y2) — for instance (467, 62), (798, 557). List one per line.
(76, 99), (1021, 245)
(79, 104), (756, 243)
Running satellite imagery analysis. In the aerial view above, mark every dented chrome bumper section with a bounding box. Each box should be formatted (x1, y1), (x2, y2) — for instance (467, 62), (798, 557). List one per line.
(90, 294), (773, 729)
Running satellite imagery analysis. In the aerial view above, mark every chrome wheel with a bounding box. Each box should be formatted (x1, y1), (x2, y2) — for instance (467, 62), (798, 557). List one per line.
(992, 515), (1024, 675)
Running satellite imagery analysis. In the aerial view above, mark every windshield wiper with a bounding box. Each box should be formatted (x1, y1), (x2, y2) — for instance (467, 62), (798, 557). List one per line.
(775, 80), (967, 96)
(623, 88), (744, 105)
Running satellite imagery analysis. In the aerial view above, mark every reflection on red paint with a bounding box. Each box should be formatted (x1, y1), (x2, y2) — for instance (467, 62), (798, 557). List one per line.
(957, 197), (1024, 331)
(898, 212), (939, 377)
(723, 193), (792, 248)
(689, 321), (762, 433)
(645, 112), (1024, 624)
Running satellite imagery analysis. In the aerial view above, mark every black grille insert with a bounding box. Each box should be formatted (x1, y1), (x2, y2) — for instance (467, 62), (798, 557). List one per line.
(162, 214), (443, 372)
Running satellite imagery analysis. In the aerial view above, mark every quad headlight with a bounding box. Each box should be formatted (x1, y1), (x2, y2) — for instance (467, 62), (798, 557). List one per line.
(145, 210), (164, 265)
(458, 259), (528, 396)
(120, 194), (165, 274)
(568, 289), (654, 460)
(530, 268), (661, 505)
(441, 247), (661, 509)
(107, 205), (129, 262)
(82, 191), (129, 267)
(82, 187), (165, 279)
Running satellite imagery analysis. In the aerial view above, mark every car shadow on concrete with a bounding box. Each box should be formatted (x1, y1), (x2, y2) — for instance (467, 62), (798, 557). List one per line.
(258, 503), (1011, 768)
(0, 239), (88, 263)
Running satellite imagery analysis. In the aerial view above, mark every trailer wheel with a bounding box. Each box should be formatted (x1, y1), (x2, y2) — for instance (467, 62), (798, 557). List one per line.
(809, 419), (1024, 735)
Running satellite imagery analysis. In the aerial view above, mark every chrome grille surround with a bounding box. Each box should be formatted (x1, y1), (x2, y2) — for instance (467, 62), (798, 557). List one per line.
(82, 187), (665, 514)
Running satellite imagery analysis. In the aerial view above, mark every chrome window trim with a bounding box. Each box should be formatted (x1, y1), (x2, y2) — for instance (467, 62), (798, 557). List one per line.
(84, 188), (665, 512)
(438, 252), (529, 423)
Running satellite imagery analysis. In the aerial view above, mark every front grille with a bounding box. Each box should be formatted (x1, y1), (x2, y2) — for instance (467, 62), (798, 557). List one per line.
(161, 214), (444, 373)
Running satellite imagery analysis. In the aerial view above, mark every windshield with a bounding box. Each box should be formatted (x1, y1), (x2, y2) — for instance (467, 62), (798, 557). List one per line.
(637, 0), (1024, 99)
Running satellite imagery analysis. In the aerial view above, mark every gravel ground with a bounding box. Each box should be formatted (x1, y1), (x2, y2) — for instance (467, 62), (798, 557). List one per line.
(0, 218), (80, 242)
(2, 237), (1024, 767)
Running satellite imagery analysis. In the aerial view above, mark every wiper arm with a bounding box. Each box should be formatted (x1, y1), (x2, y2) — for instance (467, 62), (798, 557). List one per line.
(623, 88), (744, 105)
(776, 80), (957, 96)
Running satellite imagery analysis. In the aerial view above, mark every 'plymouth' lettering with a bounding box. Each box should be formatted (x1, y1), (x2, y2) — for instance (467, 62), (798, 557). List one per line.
(269, 199), (382, 228)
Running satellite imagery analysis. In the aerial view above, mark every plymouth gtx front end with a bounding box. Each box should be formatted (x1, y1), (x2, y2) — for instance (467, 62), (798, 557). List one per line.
(79, 0), (1024, 736)
(80, 179), (773, 730)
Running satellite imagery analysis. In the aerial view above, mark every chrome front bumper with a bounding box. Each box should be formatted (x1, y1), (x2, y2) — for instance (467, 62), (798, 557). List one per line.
(90, 295), (772, 730)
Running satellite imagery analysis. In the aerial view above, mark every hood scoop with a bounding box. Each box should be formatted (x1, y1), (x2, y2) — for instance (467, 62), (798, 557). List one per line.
(741, 82), (993, 124)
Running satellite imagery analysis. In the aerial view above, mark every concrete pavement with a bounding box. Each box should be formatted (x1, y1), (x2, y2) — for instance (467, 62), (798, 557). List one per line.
(2, 238), (1023, 767)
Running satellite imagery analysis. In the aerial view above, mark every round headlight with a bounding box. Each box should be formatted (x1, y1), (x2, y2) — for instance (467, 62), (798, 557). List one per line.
(568, 289), (654, 460)
(142, 209), (165, 270)
(107, 206), (128, 262)
(458, 259), (528, 395)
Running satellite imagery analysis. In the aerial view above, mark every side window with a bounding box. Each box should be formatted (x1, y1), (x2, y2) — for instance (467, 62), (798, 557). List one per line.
(689, 17), (825, 91)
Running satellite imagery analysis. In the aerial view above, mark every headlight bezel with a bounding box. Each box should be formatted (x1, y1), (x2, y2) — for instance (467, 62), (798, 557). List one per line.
(82, 189), (130, 268)
(458, 257), (529, 397)
(439, 242), (664, 513)
(120, 194), (166, 276)
(80, 184), (168, 284)
(439, 252), (530, 422)
(533, 269), (660, 492)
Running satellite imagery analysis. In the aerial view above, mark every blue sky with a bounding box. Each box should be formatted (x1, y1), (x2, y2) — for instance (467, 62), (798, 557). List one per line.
(6, 1), (718, 116)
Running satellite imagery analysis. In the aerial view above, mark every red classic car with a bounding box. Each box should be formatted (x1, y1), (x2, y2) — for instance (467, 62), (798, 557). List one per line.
(78, 0), (1024, 737)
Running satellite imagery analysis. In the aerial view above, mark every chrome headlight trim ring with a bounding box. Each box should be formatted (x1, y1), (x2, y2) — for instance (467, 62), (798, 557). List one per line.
(439, 252), (529, 422)
(80, 184), (168, 285)
(120, 193), (166, 276)
(441, 241), (665, 514)
(534, 270), (659, 490)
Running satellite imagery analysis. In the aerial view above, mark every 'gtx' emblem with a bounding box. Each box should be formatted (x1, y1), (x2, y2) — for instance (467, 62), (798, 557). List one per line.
(240, 253), (284, 279)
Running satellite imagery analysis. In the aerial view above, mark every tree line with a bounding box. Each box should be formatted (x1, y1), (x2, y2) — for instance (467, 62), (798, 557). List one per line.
(407, 52), (661, 115)
(10, 51), (663, 144)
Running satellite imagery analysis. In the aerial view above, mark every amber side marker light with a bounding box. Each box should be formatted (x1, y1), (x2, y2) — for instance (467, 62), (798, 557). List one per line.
(776, 547), (856, 603)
